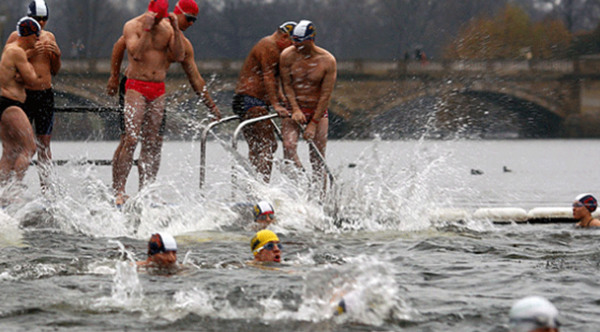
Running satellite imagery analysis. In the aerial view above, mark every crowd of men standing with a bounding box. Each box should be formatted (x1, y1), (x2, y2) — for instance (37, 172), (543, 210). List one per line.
(0, 0), (337, 205)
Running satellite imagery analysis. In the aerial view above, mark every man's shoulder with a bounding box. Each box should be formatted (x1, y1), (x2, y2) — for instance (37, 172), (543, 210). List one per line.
(252, 36), (277, 53)
(317, 47), (336, 62)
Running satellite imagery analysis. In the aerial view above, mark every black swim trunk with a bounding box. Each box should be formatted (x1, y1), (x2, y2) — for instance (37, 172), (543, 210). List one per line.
(23, 89), (54, 136)
(118, 76), (167, 136)
(0, 96), (26, 121)
(232, 94), (269, 118)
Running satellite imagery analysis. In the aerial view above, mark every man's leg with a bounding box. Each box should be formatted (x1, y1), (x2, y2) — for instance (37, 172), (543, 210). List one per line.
(138, 96), (165, 190)
(242, 106), (277, 183)
(309, 118), (329, 191)
(113, 91), (146, 204)
(0, 107), (36, 184)
(35, 134), (52, 193)
(281, 118), (303, 170)
(139, 108), (165, 190)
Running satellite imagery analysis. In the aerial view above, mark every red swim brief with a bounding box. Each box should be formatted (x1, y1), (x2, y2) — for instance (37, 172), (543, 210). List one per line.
(301, 108), (328, 123)
(125, 78), (166, 102)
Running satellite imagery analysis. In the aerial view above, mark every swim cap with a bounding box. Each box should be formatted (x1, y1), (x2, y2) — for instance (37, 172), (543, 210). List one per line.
(576, 193), (597, 212)
(148, 0), (169, 19)
(279, 21), (297, 35)
(16, 17), (41, 37)
(250, 230), (279, 256)
(174, 0), (199, 16)
(509, 296), (560, 332)
(27, 0), (49, 20)
(148, 232), (177, 256)
(292, 20), (316, 42)
(253, 201), (274, 220)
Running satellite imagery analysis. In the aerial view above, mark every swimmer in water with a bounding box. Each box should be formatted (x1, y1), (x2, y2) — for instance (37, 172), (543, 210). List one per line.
(572, 193), (600, 227)
(250, 229), (282, 263)
(251, 201), (277, 230)
(508, 296), (560, 332)
(137, 232), (178, 270)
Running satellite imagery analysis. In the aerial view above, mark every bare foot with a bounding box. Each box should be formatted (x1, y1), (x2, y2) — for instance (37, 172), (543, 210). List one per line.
(115, 193), (130, 208)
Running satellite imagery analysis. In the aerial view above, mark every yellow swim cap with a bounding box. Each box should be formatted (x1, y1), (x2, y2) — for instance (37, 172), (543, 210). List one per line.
(250, 230), (279, 256)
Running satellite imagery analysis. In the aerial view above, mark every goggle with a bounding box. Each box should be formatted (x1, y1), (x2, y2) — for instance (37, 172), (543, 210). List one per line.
(30, 16), (48, 22)
(256, 213), (276, 221)
(255, 242), (283, 253)
(176, 4), (197, 22)
(573, 202), (585, 208)
(184, 14), (197, 23)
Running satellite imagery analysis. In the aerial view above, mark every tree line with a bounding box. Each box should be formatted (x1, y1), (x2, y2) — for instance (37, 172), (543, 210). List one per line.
(1, 0), (600, 60)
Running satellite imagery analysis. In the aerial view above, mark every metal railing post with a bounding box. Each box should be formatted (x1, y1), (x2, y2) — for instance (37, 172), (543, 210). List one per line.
(199, 115), (240, 189)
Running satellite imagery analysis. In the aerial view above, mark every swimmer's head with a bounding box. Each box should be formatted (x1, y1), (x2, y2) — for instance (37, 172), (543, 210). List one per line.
(251, 230), (282, 263)
(16, 17), (41, 38)
(279, 21), (297, 35)
(27, 0), (49, 22)
(509, 296), (560, 332)
(253, 201), (275, 223)
(148, 232), (177, 256)
(148, 0), (169, 20)
(292, 20), (316, 43)
(174, 0), (198, 31)
(575, 193), (597, 212)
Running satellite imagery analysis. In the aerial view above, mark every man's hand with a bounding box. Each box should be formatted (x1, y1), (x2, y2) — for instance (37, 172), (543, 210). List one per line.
(274, 104), (290, 118)
(143, 12), (157, 31)
(291, 109), (306, 124)
(43, 42), (61, 57)
(14, 73), (24, 84)
(168, 13), (180, 31)
(107, 75), (119, 96)
(209, 106), (222, 122)
(303, 121), (317, 141)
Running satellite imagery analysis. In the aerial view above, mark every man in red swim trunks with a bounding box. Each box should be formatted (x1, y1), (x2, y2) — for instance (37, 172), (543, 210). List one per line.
(107, 0), (221, 192)
(280, 20), (337, 190)
(112, 0), (185, 206)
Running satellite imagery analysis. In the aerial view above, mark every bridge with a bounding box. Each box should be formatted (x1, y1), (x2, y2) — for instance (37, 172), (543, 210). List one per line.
(52, 56), (600, 139)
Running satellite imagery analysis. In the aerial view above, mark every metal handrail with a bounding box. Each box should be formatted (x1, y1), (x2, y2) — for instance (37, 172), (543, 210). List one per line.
(199, 115), (240, 188)
(231, 113), (279, 151)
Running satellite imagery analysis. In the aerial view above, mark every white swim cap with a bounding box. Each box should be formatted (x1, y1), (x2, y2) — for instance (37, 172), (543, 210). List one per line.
(27, 0), (49, 19)
(509, 296), (560, 332)
(148, 232), (177, 256)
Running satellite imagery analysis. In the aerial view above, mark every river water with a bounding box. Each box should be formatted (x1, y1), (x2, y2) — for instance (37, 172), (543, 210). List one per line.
(0, 139), (599, 331)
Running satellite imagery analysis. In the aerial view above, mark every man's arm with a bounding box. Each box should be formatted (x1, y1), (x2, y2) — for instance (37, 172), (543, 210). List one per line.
(12, 48), (40, 86)
(167, 13), (185, 63)
(312, 55), (337, 122)
(45, 33), (61, 76)
(280, 49), (304, 123)
(180, 40), (221, 120)
(107, 36), (126, 96)
(260, 46), (289, 117)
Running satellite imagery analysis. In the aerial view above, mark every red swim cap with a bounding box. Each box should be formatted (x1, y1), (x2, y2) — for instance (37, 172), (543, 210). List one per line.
(174, 0), (199, 16)
(148, 0), (169, 19)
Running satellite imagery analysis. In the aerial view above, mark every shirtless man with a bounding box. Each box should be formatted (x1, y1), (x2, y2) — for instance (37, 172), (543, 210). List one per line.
(5, 0), (61, 194)
(112, 0), (185, 206)
(280, 20), (337, 188)
(107, 0), (221, 191)
(232, 21), (296, 183)
(0, 18), (42, 190)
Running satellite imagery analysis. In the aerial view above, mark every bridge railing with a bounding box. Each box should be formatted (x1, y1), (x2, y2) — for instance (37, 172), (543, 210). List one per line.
(59, 58), (588, 77)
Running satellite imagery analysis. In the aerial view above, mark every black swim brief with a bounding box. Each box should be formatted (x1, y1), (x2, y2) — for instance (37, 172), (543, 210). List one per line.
(118, 76), (167, 136)
(0, 96), (26, 121)
(232, 94), (269, 118)
(23, 88), (54, 136)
